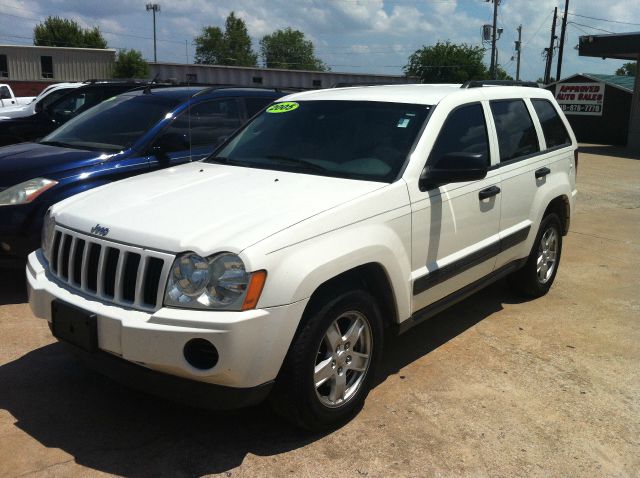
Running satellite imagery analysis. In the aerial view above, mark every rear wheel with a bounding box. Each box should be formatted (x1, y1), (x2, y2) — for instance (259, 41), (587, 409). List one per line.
(510, 213), (563, 297)
(270, 289), (383, 431)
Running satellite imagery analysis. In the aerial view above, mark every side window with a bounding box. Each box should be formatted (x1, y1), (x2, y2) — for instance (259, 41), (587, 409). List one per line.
(156, 98), (242, 152)
(0, 86), (11, 99)
(428, 103), (489, 167)
(531, 99), (571, 149)
(39, 88), (71, 111)
(490, 99), (539, 162)
(48, 90), (101, 122)
(245, 97), (273, 117)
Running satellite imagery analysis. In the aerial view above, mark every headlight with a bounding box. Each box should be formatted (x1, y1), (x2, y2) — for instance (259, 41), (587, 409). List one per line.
(41, 209), (56, 263)
(164, 252), (267, 311)
(0, 178), (58, 206)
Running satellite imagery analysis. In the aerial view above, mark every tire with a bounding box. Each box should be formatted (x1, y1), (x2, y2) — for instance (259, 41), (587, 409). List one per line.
(510, 213), (563, 297)
(270, 289), (383, 431)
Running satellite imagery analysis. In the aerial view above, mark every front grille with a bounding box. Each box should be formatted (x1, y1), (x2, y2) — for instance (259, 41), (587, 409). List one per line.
(49, 226), (174, 311)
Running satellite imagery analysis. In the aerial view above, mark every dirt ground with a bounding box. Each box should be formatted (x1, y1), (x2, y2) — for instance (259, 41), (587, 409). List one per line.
(0, 144), (638, 477)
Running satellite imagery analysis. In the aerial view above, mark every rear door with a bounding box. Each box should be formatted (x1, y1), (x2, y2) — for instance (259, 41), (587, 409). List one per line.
(410, 102), (502, 312)
(491, 98), (548, 268)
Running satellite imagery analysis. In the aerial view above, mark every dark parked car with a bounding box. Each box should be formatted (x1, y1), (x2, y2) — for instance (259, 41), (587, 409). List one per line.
(0, 80), (150, 147)
(0, 86), (284, 266)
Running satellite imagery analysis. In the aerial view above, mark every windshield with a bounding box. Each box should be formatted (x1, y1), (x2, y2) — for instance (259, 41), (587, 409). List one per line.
(41, 95), (180, 151)
(209, 100), (431, 182)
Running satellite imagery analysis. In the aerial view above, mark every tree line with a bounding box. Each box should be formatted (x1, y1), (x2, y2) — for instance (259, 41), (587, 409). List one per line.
(193, 12), (328, 71)
(32, 14), (637, 83)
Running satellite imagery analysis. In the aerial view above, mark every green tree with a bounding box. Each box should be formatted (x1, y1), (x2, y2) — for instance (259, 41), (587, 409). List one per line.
(113, 49), (149, 78)
(194, 12), (257, 67)
(404, 41), (488, 83)
(34, 16), (107, 48)
(260, 28), (328, 71)
(495, 66), (514, 81)
(615, 62), (637, 76)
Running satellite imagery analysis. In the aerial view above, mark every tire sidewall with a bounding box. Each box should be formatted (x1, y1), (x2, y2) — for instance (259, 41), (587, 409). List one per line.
(531, 213), (563, 293)
(298, 290), (383, 429)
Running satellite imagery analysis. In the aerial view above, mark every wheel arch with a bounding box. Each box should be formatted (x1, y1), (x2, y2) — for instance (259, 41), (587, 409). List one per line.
(544, 195), (570, 235)
(302, 262), (399, 331)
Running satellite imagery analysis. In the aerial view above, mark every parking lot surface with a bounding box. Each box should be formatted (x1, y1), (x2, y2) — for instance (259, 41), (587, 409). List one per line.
(0, 145), (638, 477)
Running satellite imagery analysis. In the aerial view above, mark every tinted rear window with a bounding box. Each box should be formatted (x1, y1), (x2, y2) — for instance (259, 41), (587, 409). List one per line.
(490, 99), (540, 162)
(531, 99), (571, 149)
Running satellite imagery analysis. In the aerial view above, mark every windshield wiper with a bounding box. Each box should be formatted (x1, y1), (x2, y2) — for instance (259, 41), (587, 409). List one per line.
(265, 155), (329, 173)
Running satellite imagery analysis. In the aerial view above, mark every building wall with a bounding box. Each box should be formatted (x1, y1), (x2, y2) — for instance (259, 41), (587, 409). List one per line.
(546, 74), (632, 145)
(1, 81), (52, 97)
(0, 45), (115, 82)
(149, 62), (413, 90)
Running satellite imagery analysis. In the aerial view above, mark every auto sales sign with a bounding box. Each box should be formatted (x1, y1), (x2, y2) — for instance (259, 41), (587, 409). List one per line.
(555, 82), (605, 116)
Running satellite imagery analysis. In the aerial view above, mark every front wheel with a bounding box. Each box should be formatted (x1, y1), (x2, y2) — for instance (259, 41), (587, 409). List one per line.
(510, 213), (563, 297)
(270, 289), (383, 431)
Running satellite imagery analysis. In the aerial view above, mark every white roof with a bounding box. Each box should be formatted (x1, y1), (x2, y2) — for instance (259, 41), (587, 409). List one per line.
(284, 83), (549, 105)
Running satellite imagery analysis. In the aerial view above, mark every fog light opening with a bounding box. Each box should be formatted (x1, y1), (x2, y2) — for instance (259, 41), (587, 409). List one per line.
(183, 338), (219, 370)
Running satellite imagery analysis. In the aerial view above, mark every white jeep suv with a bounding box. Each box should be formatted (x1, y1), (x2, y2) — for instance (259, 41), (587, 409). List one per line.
(27, 83), (577, 430)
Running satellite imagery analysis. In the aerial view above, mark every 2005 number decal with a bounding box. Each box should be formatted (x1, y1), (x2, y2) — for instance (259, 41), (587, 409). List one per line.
(266, 102), (300, 113)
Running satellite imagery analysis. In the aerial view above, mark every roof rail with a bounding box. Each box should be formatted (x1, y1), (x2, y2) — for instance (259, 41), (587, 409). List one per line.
(460, 80), (539, 88)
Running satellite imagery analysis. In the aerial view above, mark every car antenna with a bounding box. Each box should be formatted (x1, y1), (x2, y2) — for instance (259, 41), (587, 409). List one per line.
(143, 73), (160, 94)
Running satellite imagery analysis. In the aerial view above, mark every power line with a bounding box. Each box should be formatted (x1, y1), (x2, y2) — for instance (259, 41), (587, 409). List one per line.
(565, 12), (640, 27)
(524, 9), (553, 45)
(0, 2), (187, 45)
(568, 22), (616, 34)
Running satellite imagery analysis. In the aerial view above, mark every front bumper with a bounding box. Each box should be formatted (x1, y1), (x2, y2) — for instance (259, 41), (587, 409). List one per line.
(27, 250), (308, 392)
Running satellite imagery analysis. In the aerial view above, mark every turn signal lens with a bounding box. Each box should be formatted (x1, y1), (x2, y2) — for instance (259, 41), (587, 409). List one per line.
(241, 270), (267, 311)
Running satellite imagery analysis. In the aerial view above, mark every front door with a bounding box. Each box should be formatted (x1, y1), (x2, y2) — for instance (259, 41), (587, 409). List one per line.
(409, 102), (501, 313)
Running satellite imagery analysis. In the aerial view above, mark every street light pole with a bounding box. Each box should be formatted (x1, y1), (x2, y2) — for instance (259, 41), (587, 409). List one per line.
(146, 3), (160, 63)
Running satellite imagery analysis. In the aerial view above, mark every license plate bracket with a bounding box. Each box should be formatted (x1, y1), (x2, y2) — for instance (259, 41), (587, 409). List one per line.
(51, 300), (98, 352)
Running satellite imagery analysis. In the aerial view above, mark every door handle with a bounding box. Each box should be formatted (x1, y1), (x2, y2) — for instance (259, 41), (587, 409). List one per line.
(535, 167), (551, 179)
(479, 185), (501, 200)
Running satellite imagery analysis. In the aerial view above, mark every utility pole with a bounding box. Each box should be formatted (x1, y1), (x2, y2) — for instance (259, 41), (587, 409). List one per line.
(146, 3), (160, 63)
(556, 0), (570, 81)
(544, 7), (558, 84)
(515, 24), (522, 81)
(488, 0), (500, 79)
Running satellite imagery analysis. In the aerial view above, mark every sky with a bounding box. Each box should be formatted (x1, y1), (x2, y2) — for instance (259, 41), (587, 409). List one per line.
(0, 0), (638, 81)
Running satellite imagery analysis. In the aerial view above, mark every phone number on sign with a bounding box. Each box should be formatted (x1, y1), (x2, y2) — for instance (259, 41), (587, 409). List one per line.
(560, 104), (602, 113)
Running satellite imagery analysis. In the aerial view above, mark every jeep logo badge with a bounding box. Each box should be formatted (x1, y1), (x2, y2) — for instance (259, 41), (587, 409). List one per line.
(90, 224), (110, 237)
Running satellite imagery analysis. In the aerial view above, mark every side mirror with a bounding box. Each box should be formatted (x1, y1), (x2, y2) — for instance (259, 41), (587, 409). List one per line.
(152, 132), (190, 159)
(35, 101), (43, 114)
(419, 152), (488, 190)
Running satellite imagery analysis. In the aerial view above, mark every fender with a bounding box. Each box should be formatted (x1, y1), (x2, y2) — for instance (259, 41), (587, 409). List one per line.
(255, 217), (413, 323)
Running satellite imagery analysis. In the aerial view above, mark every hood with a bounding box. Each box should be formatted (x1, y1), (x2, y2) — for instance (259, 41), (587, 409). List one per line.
(0, 104), (33, 118)
(53, 162), (386, 254)
(0, 143), (104, 187)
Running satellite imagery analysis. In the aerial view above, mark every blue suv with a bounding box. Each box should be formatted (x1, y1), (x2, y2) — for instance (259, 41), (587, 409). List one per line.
(0, 86), (284, 267)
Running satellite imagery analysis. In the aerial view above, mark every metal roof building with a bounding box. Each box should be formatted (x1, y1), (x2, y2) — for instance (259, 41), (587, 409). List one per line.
(546, 73), (635, 145)
(148, 62), (414, 90)
(0, 45), (115, 95)
(578, 32), (640, 151)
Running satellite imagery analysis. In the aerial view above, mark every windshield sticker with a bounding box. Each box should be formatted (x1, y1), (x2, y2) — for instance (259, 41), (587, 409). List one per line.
(397, 118), (410, 128)
(266, 102), (300, 113)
